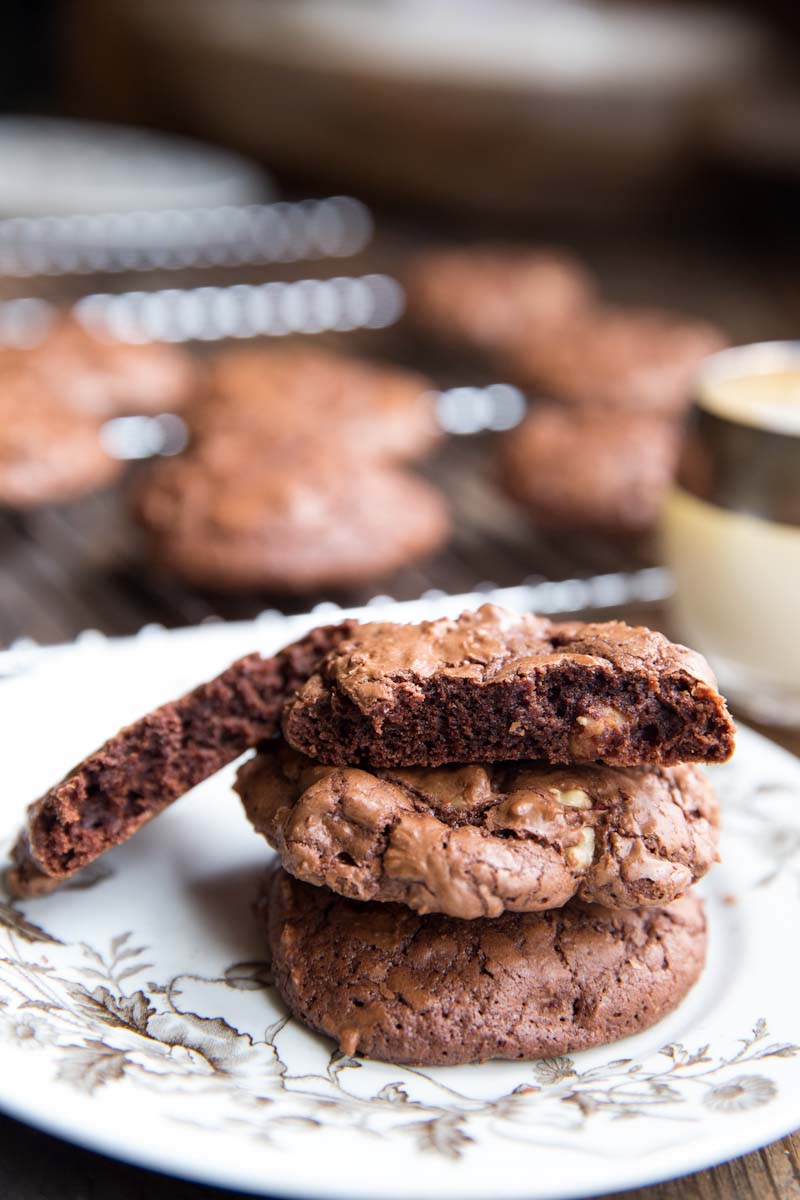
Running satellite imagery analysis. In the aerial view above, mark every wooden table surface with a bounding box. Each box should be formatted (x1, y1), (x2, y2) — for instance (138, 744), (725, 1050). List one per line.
(1, 210), (798, 1198)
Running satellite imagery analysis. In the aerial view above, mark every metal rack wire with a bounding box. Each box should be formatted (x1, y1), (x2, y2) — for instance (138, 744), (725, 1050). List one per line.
(0, 196), (372, 276)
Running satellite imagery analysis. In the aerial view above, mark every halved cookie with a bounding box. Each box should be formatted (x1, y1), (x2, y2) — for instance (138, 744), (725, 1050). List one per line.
(282, 604), (736, 768)
(6, 622), (355, 897)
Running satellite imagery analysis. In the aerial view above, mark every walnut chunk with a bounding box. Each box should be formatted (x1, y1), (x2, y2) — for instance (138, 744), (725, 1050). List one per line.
(568, 705), (627, 760)
(549, 786), (592, 810)
(566, 827), (596, 871)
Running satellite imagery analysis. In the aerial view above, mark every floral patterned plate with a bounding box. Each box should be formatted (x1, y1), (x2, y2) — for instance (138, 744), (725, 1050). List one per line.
(1, 599), (799, 1200)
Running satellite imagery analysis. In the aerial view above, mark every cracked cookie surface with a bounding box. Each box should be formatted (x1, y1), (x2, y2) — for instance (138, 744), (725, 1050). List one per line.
(282, 604), (736, 768)
(239, 745), (718, 916)
(262, 869), (707, 1065)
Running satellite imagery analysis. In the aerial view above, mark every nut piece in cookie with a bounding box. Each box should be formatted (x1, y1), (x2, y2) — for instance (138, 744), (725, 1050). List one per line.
(238, 744), (719, 916)
(262, 869), (708, 1066)
(282, 604), (736, 768)
(134, 449), (450, 593)
(6, 623), (355, 898)
(405, 244), (594, 353)
(499, 406), (680, 534)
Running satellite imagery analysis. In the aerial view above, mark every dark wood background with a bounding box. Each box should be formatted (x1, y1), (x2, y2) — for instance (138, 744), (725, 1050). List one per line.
(1, 211), (799, 1199)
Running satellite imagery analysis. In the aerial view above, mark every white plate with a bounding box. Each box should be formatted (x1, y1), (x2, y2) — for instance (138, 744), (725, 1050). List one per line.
(1, 602), (799, 1200)
(0, 117), (269, 216)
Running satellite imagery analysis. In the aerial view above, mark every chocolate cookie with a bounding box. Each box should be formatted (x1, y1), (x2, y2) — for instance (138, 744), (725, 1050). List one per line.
(6, 622), (354, 898)
(135, 450), (449, 593)
(238, 744), (718, 916)
(405, 245), (594, 353)
(5, 314), (197, 417)
(504, 306), (727, 417)
(262, 869), (707, 1065)
(282, 604), (736, 768)
(0, 363), (122, 508)
(201, 346), (440, 463)
(498, 407), (680, 533)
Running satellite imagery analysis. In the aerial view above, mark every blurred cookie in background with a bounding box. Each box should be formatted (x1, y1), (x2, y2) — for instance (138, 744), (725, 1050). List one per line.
(134, 447), (450, 593)
(504, 306), (727, 417)
(405, 244), (726, 421)
(405, 245), (594, 356)
(1, 313), (197, 418)
(0, 364), (122, 508)
(498, 405), (680, 534)
(201, 345), (441, 463)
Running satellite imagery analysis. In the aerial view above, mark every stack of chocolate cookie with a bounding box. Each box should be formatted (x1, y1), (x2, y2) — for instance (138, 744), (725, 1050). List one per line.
(237, 604), (735, 1066)
(6, 603), (734, 1067)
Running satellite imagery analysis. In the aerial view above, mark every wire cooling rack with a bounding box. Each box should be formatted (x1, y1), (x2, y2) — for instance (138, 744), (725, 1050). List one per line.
(0, 433), (665, 651)
(0, 195), (666, 650)
(0, 195), (372, 276)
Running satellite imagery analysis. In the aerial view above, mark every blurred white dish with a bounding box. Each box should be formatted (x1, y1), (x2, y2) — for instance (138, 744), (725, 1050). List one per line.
(0, 117), (271, 216)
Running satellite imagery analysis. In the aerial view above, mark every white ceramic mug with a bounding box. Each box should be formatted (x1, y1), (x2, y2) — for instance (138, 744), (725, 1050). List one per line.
(662, 341), (800, 726)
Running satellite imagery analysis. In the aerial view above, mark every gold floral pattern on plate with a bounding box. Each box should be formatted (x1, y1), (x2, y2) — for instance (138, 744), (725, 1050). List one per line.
(0, 895), (797, 1160)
